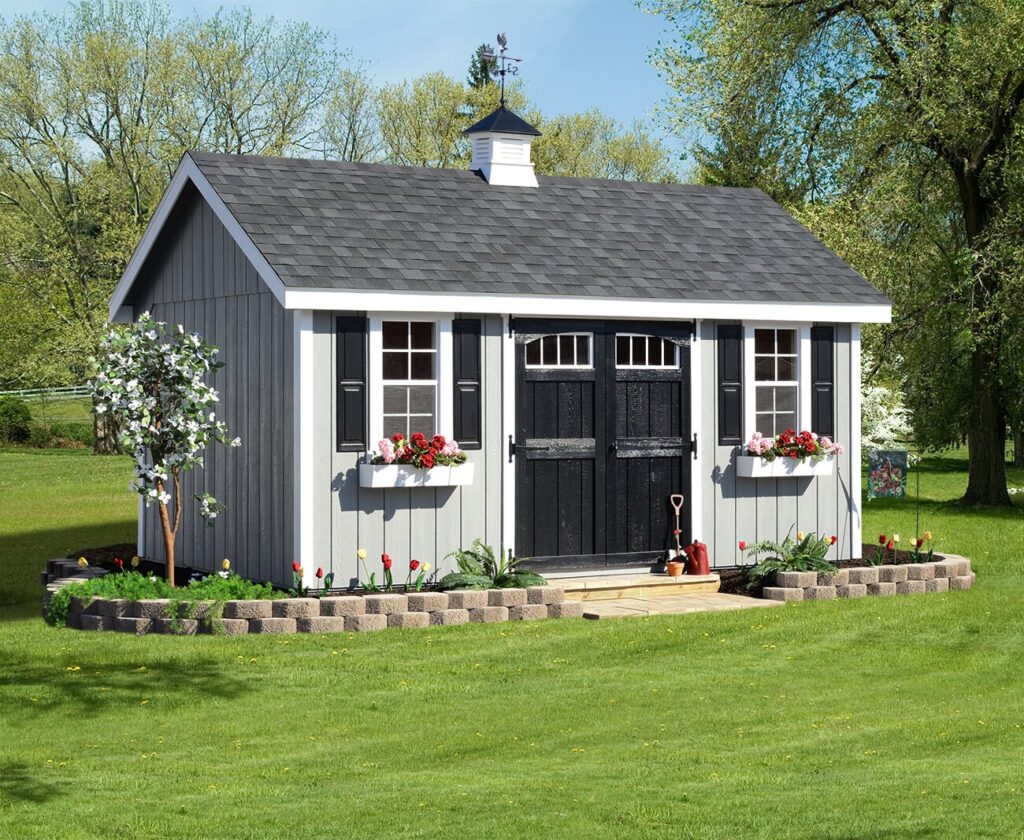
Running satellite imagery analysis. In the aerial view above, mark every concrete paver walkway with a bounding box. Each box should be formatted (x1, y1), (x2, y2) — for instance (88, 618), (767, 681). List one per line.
(579, 591), (781, 620)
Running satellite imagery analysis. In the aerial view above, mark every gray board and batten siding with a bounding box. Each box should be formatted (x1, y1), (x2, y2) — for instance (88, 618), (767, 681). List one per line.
(309, 313), (504, 586)
(698, 320), (859, 568)
(125, 185), (296, 587)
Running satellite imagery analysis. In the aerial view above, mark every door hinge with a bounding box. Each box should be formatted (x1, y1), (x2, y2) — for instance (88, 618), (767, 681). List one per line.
(508, 434), (515, 463)
(508, 317), (515, 339)
(691, 432), (698, 460)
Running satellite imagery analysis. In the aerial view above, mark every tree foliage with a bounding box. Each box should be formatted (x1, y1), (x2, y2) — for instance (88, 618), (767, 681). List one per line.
(646, 0), (1024, 504)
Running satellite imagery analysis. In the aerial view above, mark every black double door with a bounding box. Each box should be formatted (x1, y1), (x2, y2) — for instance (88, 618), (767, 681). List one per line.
(514, 319), (693, 571)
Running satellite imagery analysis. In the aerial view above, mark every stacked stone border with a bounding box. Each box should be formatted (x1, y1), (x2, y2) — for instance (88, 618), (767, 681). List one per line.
(762, 553), (975, 602)
(61, 586), (584, 635)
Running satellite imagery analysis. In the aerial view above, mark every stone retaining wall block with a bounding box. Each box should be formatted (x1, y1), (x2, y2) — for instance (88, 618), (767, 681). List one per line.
(272, 598), (319, 619)
(249, 618), (297, 634)
(346, 613), (388, 632)
(80, 614), (113, 631)
(152, 618), (200, 635)
(178, 600), (216, 620)
(469, 606), (509, 623)
(318, 596), (366, 617)
(877, 565), (909, 583)
(363, 594), (408, 615)
(429, 609), (470, 626)
(114, 617), (152, 635)
(296, 616), (346, 633)
(837, 584), (867, 598)
(406, 593), (448, 612)
(932, 561), (958, 578)
(223, 600), (273, 620)
(388, 612), (430, 629)
(212, 618), (250, 636)
(805, 586), (837, 601)
(763, 587), (805, 602)
(896, 579), (926, 595)
(509, 604), (548, 621)
(847, 567), (879, 585)
(488, 588), (527, 607)
(66, 612), (83, 630)
(527, 586), (565, 605)
(776, 571), (817, 588)
(135, 599), (172, 620)
(94, 598), (131, 618)
(906, 564), (936, 581)
(950, 558), (971, 576)
(925, 577), (949, 592)
(446, 590), (488, 610)
(949, 575), (973, 590)
(867, 582), (897, 596)
(817, 570), (849, 587)
(547, 601), (584, 618)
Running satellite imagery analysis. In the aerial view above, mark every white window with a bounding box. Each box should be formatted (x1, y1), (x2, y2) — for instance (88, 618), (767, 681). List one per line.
(744, 325), (811, 438)
(615, 334), (679, 369)
(525, 333), (592, 368)
(369, 317), (452, 445)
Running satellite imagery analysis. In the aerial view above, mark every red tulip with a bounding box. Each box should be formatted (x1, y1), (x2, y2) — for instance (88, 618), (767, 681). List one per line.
(878, 534), (887, 545)
(830, 535), (837, 545)
(410, 559), (420, 571)
(738, 541), (747, 551)
(382, 553), (392, 571)
(915, 538), (924, 548)
(315, 566), (324, 579)
(113, 556), (124, 567)
(292, 561), (301, 573)
(886, 540), (894, 551)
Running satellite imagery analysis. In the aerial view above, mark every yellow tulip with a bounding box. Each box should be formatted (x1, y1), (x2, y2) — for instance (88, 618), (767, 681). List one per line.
(923, 531), (933, 541)
(893, 534), (901, 544)
(130, 555), (141, 568)
(77, 557), (88, 568)
(222, 558), (231, 571)
(796, 531), (805, 541)
(422, 562), (431, 572)
(356, 548), (367, 560)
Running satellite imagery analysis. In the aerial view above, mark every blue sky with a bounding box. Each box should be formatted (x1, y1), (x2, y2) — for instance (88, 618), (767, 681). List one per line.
(24, 0), (688, 160)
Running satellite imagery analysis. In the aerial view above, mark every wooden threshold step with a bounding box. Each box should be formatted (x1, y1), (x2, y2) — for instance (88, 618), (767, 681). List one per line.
(546, 573), (720, 601)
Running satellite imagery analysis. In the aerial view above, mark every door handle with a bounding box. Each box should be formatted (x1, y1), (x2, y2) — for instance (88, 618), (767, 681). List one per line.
(609, 441), (618, 453)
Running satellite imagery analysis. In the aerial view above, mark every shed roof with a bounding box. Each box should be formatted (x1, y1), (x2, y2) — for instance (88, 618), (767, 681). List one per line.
(180, 151), (888, 307)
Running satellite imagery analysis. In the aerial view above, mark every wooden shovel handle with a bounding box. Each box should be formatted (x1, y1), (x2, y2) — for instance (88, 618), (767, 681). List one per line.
(669, 494), (685, 515)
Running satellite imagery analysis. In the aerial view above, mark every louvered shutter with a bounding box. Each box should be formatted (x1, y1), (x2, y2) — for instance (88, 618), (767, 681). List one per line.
(717, 324), (743, 445)
(336, 316), (367, 451)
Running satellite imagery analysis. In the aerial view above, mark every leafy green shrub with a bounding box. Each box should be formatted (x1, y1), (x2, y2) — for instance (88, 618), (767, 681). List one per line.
(47, 570), (281, 628)
(0, 395), (31, 443)
(741, 531), (838, 586)
(49, 421), (94, 446)
(441, 539), (546, 590)
(437, 572), (493, 591)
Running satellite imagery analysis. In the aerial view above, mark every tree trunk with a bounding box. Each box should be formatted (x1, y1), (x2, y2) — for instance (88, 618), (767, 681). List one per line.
(1014, 422), (1024, 469)
(963, 343), (1011, 505)
(155, 478), (176, 587)
(93, 409), (121, 455)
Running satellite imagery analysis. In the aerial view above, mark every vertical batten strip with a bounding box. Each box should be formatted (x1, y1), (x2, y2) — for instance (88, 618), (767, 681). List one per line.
(850, 324), (862, 559)
(293, 309), (315, 587)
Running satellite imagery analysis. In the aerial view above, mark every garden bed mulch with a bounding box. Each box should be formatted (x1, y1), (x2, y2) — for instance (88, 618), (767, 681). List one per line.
(717, 543), (949, 596)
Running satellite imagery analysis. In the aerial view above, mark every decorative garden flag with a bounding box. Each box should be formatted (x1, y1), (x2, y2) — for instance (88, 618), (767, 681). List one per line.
(867, 450), (908, 499)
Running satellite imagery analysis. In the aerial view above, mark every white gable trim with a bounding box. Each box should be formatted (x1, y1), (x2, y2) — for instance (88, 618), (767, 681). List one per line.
(280, 287), (892, 325)
(107, 154), (286, 321)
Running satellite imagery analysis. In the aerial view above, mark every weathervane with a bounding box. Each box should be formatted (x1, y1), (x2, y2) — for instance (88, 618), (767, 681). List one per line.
(478, 33), (522, 108)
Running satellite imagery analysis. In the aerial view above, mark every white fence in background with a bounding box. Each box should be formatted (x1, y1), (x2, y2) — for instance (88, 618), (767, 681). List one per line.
(0, 385), (91, 399)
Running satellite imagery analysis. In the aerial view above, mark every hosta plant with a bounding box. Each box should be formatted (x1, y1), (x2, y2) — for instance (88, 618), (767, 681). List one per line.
(438, 539), (546, 590)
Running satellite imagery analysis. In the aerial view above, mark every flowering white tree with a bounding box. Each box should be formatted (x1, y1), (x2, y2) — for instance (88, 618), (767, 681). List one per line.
(861, 353), (912, 453)
(91, 313), (240, 587)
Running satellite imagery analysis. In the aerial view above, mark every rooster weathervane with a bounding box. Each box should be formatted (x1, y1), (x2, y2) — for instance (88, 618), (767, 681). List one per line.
(477, 33), (522, 108)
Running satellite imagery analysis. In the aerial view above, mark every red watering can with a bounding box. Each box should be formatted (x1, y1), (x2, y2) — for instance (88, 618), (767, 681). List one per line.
(683, 541), (710, 576)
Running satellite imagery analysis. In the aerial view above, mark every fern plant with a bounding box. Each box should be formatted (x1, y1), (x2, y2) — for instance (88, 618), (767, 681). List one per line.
(439, 539), (547, 590)
(742, 530), (837, 586)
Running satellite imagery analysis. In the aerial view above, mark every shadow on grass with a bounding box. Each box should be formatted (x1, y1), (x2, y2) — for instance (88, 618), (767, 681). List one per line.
(0, 762), (62, 805)
(0, 653), (254, 719)
(0, 520), (136, 612)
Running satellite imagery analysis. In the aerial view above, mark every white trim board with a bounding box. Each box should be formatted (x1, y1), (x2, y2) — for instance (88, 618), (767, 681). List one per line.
(501, 316), (516, 559)
(688, 321), (702, 544)
(108, 153), (286, 320)
(283, 288), (891, 325)
(293, 310), (315, 586)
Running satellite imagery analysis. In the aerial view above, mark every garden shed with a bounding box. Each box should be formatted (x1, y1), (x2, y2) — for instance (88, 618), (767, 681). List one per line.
(108, 106), (891, 588)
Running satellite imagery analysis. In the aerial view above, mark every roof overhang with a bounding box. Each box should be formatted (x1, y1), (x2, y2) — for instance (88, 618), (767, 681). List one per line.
(278, 287), (892, 324)
(108, 153), (286, 320)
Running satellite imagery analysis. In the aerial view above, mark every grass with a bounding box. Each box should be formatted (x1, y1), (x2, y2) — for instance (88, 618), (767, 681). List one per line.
(24, 396), (93, 424)
(1, 448), (1022, 838)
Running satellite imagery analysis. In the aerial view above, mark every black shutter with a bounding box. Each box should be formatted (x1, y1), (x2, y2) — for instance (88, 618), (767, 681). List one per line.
(811, 325), (835, 437)
(452, 318), (482, 449)
(336, 316), (367, 451)
(717, 323), (743, 445)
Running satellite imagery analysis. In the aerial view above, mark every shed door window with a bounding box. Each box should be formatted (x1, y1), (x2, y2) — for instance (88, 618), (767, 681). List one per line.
(753, 328), (797, 436)
(382, 320), (436, 438)
(525, 333), (592, 368)
(615, 334), (679, 368)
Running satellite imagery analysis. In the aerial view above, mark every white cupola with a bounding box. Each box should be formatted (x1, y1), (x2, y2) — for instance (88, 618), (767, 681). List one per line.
(463, 106), (541, 188)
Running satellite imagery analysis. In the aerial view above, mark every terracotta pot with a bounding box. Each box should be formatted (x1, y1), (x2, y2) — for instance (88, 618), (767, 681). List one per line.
(666, 559), (685, 577)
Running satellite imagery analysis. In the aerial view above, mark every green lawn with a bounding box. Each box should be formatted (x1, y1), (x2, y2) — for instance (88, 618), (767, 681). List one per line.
(1, 449), (1022, 838)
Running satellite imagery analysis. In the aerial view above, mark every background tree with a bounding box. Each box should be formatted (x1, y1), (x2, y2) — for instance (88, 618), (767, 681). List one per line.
(467, 43), (497, 89)
(646, 0), (1024, 504)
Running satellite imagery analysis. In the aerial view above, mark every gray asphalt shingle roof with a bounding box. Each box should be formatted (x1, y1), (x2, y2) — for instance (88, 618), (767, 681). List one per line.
(188, 151), (889, 306)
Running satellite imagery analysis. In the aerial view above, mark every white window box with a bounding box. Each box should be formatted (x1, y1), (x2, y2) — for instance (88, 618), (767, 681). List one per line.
(736, 455), (835, 479)
(358, 462), (475, 489)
